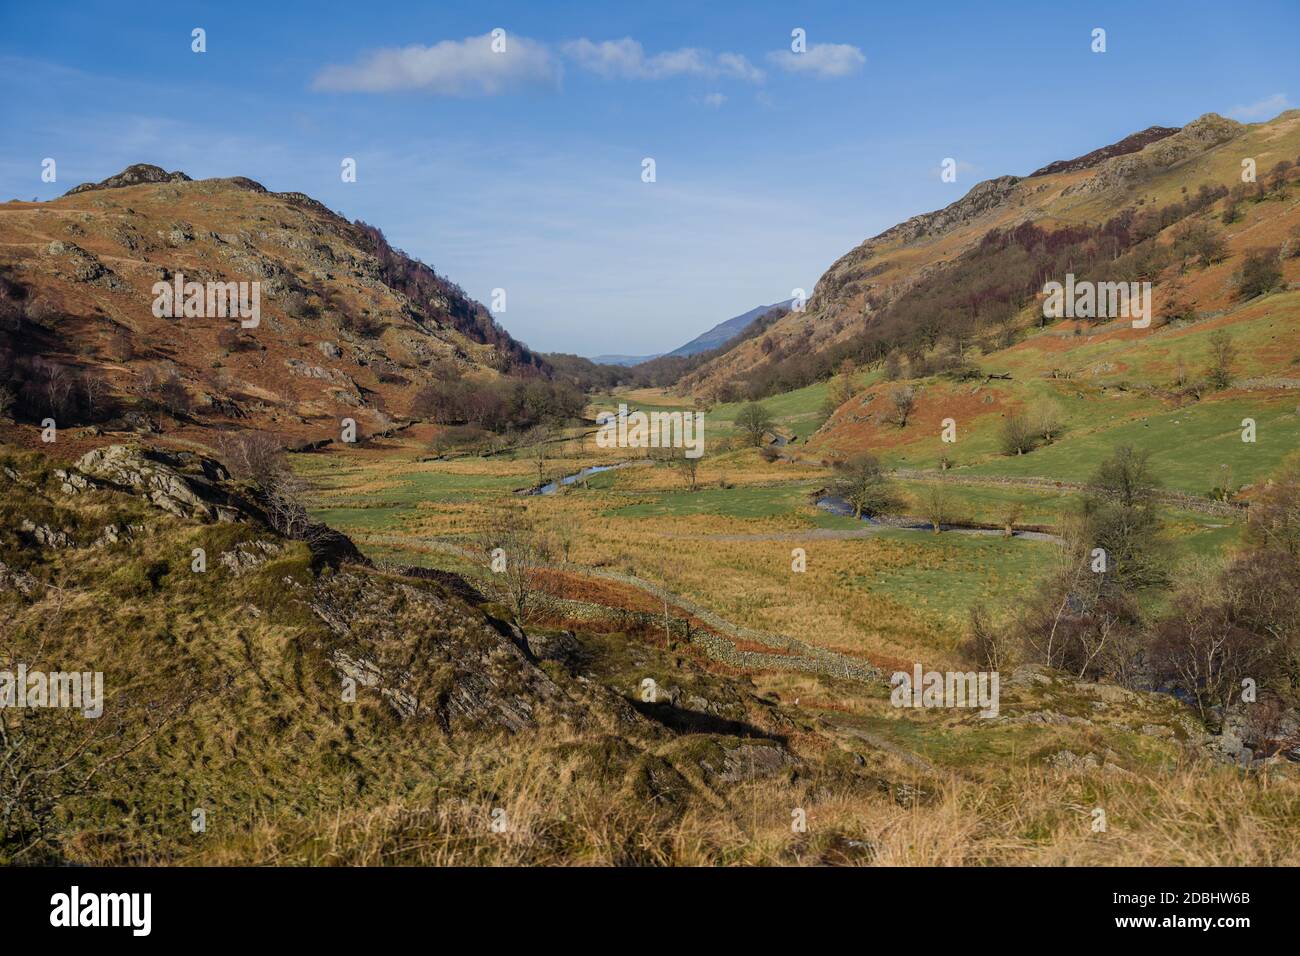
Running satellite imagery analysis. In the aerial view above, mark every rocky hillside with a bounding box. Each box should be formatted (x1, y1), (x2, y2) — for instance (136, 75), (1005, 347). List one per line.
(0, 164), (542, 455)
(0, 438), (818, 863)
(1027, 125), (1180, 177)
(680, 110), (1300, 397)
(5, 437), (1293, 865)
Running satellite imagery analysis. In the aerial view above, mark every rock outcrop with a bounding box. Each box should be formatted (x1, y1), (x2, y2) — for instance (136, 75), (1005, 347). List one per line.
(308, 571), (586, 735)
(1063, 113), (1244, 196)
(1029, 125), (1181, 177)
(64, 163), (192, 195)
(68, 445), (245, 522)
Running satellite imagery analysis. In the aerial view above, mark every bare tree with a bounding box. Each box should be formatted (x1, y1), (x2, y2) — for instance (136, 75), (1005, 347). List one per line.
(962, 604), (1016, 671)
(886, 385), (916, 428)
(675, 451), (702, 491)
(735, 402), (774, 447)
(1249, 456), (1300, 557)
(1206, 330), (1236, 390)
(997, 501), (1024, 538)
(260, 471), (314, 540)
(919, 482), (956, 533)
(39, 362), (75, 419)
(1173, 354), (1189, 389)
(831, 453), (894, 519)
(81, 373), (110, 421)
(213, 430), (287, 487)
(1032, 400), (1064, 443)
(157, 367), (189, 418)
(479, 507), (553, 630)
(883, 351), (903, 380)
(1000, 413), (1037, 456)
(130, 366), (161, 407)
(527, 426), (551, 488)
(822, 360), (858, 418)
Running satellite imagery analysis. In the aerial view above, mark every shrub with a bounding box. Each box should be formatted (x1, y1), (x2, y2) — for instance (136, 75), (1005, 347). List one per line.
(212, 430), (286, 487)
(1000, 413), (1037, 456)
(735, 402), (774, 446)
(961, 605), (1016, 671)
(885, 385), (915, 428)
(1234, 249), (1282, 300)
(830, 454), (895, 519)
(1206, 330), (1235, 390)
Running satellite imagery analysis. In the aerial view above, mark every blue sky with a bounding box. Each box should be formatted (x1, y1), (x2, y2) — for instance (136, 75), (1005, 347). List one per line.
(2, 0), (1298, 355)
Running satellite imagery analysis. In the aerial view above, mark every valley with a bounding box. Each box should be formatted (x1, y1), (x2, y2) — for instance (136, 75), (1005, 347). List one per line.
(4, 105), (1300, 868)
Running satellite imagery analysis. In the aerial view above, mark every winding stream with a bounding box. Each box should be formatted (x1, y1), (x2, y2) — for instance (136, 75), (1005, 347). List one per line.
(520, 462), (635, 495)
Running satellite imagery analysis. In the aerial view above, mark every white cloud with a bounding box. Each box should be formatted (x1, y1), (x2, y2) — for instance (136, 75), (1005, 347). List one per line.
(697, 92), (727, 109)
(1228, 93), (1291, 121)
(767, 43), (865, 78)
(562, 38), (763, 83)
(715, 52), (764, 84)
(312, 34), (559, 95)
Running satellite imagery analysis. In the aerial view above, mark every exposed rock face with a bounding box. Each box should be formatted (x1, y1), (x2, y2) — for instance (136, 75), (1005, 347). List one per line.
(43, 240), (121, 289)
(65, 163), (192, 195)
(1063, 113), (1244, 195)
(0, 559), (42, 597)
(309, 571), (584, 735)
(1029, 125), (1181, 177)
(18, 519), (73, 548)
(69, 444), (244, 522)
(690, 738), (795, 785)
(810, 175), (1024, 310)
(876, 175), (1023, 247)
(219, 539), (284, 576)
(526, 629), (583, 668)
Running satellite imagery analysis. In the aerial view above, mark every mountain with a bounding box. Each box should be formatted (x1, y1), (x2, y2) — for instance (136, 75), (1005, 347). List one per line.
(587, 299), (794, 368)
(0, 164), (543, 452)
(678, 111), (1300, 399)
(666, 299), (795, 358)
(591, 353), (662, 366)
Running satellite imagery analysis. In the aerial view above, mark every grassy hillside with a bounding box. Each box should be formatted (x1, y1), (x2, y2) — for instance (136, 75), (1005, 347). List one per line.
(682, 110), (1300, 400)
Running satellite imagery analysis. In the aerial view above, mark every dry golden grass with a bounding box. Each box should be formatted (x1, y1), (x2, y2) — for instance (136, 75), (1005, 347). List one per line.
(301, 436), (1039, 666)
(169, 738), (1300, 866)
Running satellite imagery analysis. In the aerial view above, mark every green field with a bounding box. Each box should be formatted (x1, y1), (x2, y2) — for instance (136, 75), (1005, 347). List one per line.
(607, 482), (819, 519)
(964, 393), (1300, 493)
(837, 529), (1058, 627)
(708, 381), (835, 441)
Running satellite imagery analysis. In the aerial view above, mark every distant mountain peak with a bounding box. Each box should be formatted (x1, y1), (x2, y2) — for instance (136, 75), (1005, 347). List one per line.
(667, 299), (794, 358)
